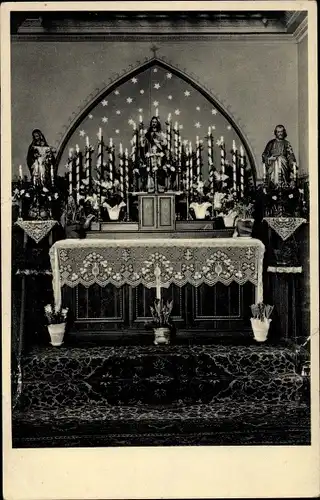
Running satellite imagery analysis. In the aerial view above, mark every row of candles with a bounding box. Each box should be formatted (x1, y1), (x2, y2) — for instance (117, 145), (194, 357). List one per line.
(18, 164), (55, 187)
(66, 128), (248, 202)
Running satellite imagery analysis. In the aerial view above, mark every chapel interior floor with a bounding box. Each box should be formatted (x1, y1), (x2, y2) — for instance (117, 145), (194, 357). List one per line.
(12, 333), (311, 448)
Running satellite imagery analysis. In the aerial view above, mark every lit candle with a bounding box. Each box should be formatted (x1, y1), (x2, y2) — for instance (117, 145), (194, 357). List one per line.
(167, 113), (172, 122)
(19, 165), (23, 181)
(208, 127), (212, 167)
(119, 145), (124, 199)
(124, 147), (129, 194)
(86, 136), (89, 148)
(139, 115), (143, 124)
(174, 122), (178, 162)
(156, 108), (159, 117)
(98, 128), (102, 141)
(189, 141), (193, 185)
(85, 138), (91, 185)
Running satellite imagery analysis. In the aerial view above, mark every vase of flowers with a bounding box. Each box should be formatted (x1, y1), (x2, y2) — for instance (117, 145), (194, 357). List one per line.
(150, 299), (173, 345)
(250, 303), (274, 342)
(190, 180), (212, 220)
(44, 304), (68, 346)
(94, 178), (126, 221)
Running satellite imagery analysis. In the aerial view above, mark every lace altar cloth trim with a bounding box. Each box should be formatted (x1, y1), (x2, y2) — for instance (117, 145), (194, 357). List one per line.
(15, 220), (57, 243)
(267, 266), (303, 273)
(49, 238), (265, 310)
(263, 217), (307, 241)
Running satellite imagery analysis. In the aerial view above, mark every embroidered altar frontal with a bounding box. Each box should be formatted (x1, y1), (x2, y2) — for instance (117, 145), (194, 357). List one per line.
(49, 238), (265, 310)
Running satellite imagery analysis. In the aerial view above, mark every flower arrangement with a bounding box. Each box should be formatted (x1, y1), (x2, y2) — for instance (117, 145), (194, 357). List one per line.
(93, 178), (124, 208)
(263, 182), (305, 217)
(44, 303), (69, 325)
(150, 299), (173, 328)
(250, 303), (274, 322)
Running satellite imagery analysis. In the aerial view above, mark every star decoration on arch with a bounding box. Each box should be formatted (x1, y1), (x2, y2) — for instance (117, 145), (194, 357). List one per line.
(154, 83), (161, 89)
(153, 101), (159, 107)
(115, 129), (120, 134)
(114, 90), (120, 95)
(212, 109), (217, 115)
(168, 95), (173, 100)
(184, 90), (191, 97)
(126, 97), (133, 103)
(153, 68), (158, 73)
(195, 122), (201, 128)
(101, 100), (108, 106)
(138, 108), (143, 113)
(131, 77), (138, 83)
(196, 106), (201, 111)
(128, 118), (134, 125)
(102, 117), (108, 123)
(88, 114), (93, 119)
(166, 72), (172, 79)
(79, 130), (85, 137)
(116, 110), (121, 115)
(174, 109), (181, 115)
(140, 89), (145, 94)
(227, 125), (232, 130)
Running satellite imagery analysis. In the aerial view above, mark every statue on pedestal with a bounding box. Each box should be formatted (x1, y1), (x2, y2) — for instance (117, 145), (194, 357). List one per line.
(262, 125), (297, 186)
(27, 129), (56, 187)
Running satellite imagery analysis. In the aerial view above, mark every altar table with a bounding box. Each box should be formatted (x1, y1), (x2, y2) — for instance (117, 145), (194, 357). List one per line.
(49, 238), (265, 311)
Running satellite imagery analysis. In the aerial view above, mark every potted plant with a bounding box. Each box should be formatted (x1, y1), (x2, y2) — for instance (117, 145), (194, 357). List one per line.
(44, 303), (69, 346)
(150, 299), (173, 345)
(250, 303), (274, 342)
(233, 200), (255, 237)
(94, 178), (126, 221)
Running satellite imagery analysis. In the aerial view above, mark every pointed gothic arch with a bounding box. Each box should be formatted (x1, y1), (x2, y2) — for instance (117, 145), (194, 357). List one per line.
(56, 58), (257, 183)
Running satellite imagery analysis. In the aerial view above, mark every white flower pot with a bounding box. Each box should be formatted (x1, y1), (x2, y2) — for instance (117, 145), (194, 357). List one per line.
(190, 202), (212, 220)
(250, 318), (271, 342)
(154, 327), (170, 345)
(48, 323), (66, 346)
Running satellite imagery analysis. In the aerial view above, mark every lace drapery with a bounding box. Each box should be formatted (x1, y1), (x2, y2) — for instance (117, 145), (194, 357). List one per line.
(263, 217), (307, 241)
(50, 238), (265, 310)
(267, 266), (302, 274)
(15, 220), (57, 244)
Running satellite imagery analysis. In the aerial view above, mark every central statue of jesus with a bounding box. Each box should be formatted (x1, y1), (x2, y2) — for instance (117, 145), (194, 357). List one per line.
(143, 116), (170, 191)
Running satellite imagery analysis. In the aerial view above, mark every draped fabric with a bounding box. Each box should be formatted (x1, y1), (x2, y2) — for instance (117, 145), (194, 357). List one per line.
(263, 217), (307, 241)
(49, 238), (265, 310)
(15, 220), (57, 244)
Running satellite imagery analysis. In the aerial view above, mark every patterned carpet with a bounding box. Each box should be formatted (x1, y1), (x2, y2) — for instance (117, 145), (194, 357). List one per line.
(12, 342), (310, 447)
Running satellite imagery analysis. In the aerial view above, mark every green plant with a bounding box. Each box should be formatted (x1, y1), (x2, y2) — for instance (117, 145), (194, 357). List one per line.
(150, 299), (173, 328)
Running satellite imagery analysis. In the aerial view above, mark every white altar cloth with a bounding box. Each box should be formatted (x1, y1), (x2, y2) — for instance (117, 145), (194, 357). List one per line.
(49, 238), (265, 310)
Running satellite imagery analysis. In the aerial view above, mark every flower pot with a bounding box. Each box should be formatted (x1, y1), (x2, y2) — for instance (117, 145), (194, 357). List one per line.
(222, 210), (238, 228)
(154, 327), (170, 345)
(190, 202), (212, 220)
(105, 202), (126, 221)
(236, 218), (254, 237)
(48, 323), (66, 346)
(250, 318), (271, 342)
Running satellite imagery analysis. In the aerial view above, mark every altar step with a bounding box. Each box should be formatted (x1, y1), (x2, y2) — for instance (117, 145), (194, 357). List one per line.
(12, 343), (310, 447)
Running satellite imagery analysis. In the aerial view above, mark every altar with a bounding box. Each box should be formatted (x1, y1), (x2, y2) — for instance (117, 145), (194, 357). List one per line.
(49, 236), (264, 339)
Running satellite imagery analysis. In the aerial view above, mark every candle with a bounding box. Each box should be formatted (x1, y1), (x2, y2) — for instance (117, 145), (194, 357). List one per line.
(232, 140), (237, 193)
(189, 141), (193, 186)
(274, 158), (279, 184)
(174, 122), (178, 162)
(220, 138), (225, 177)
(86, 136), (89, 148)
(139, 115), (143, 124)
(19, 165), (23, 181)
(98, 128), (102, 141)
(109, 139), (113, 183)
(68, 148), (73, 196)
(293, 162), (297, 181)
(124, 147), (129, 194)
(263, 162), (266, 183)
(208, 128), (213, 168)
(186, 146), (190, 193)
(119, 147), (124, 199)
(50, 165), (54, 186)
(120, 142), (123, 156)
(240, 145), (245, 197)
(75, 144), (80, 204)
(196, 136), (201, 181)
(156, 108), (159, 117)
(168, 113), (171, 122)
(133, 122), (137, 131)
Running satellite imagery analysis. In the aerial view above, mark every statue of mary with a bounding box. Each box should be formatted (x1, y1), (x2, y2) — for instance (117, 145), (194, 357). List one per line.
(27, 129), (56, 187)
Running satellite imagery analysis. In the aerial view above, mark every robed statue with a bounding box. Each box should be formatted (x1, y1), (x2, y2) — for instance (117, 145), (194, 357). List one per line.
(27, 129), (56, 187)
(262, 125), (297, 185)
(142, 117), (170, 191)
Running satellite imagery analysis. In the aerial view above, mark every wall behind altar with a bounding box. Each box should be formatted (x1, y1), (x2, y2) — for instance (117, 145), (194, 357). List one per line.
(11, 40), (300, 179)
